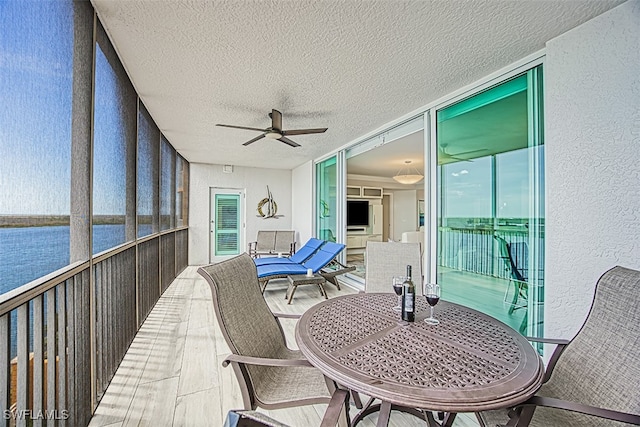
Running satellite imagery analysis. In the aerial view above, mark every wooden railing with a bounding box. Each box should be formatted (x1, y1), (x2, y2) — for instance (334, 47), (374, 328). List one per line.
(0, 228), (188, 426)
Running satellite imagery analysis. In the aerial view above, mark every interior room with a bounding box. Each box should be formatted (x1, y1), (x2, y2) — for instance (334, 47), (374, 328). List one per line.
(0, 1), (638, 426)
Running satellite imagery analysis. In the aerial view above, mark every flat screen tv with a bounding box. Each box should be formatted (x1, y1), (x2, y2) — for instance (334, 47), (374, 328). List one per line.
(347, 200), (369, 227)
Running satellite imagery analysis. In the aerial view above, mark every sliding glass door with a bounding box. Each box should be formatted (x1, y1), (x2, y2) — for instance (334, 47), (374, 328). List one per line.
(316, 156), (338, 243)
(434, 66), (544, 336)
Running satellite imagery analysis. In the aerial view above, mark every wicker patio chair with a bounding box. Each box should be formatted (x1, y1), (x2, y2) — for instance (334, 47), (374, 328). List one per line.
(223, 389), (350, 427)
(476, 266), (640, 427)
(273, 230), (296, 257)
(197, 254), (331, 411)
(364, 241), (423, 294)
(248, 230), (277, 258)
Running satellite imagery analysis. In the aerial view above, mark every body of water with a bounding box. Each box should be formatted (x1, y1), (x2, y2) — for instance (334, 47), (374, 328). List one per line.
(0, 223), (154, 358)
(0, 224), (141, 296)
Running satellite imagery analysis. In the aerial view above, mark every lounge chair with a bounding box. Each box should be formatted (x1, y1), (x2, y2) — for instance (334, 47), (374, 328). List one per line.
(257, 242), (351, 293)
(253, 238), (325, 266)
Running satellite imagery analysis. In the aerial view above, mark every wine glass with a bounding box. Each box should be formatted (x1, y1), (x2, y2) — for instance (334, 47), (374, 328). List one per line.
(424, 282), (441, 325)
(392, 276), (405, 312)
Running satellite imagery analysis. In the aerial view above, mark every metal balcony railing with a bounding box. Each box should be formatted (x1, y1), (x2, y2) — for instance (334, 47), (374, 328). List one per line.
(438, 227), (532, 279)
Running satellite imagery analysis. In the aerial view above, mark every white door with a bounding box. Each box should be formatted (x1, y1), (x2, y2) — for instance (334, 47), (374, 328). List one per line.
(210, 188), (245, 263)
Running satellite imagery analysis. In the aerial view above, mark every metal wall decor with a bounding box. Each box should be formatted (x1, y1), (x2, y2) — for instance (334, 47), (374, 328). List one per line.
(257, 185), (282, 218)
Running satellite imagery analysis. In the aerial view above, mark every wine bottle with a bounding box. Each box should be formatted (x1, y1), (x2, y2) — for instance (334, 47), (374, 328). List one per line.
(401, 265), (415, 322)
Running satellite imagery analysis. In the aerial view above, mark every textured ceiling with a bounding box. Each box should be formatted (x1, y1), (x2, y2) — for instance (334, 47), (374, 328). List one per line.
(91, 0), (623, 171)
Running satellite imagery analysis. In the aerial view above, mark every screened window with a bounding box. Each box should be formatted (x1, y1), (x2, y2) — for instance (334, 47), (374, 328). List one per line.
(160, 137), (175, 230)
(93, 22), (137, 254)
(0, 0), (75, 292)
(176, 155), (189, 227)
(137, 102), (160, 237)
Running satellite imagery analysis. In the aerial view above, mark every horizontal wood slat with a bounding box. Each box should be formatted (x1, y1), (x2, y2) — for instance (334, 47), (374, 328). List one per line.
(0, 229), (187, 426)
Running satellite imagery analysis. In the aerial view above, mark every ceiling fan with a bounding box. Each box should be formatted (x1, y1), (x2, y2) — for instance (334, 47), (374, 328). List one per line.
(438, 144), (487, 164)
(216, 109), (327, 147)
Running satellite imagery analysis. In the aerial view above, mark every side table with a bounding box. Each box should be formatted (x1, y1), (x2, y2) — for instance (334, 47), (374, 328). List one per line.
(286, 274), (327, 304)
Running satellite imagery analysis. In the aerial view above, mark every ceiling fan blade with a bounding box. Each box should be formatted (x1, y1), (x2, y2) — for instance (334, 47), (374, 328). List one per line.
(270, 109), (283, 130)
(454, 149), (488, 156)
(242, 134), (266, 146)
(278, 136), (300, 147)
(216, 124), (266, 132)
(282, 128), (328, 136)
(450, 156), (473, 162)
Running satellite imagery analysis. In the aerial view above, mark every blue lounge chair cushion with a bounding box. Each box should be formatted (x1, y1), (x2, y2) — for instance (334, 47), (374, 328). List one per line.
(257, 263), (308, 277)
(256, 241), (345, 278)
(302, 242), (345, 271)
(253, 238), (324, 266)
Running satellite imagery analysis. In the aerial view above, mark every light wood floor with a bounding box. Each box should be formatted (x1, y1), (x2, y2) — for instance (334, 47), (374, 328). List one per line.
(89, 266), (481, 427)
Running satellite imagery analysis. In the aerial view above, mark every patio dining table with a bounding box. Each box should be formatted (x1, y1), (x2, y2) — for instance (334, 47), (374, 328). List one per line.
(295, 293), (544, 427)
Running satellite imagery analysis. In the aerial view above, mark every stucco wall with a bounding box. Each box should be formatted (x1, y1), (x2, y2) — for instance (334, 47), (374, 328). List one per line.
(292, 161), (314, 246)
(189, 163), (292, 265)
(544, 0), (640, 339)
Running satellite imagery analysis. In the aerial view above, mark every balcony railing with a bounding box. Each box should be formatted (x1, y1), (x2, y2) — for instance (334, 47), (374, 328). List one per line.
(0, 228), (188, 427)
(438, 226), (532, 279)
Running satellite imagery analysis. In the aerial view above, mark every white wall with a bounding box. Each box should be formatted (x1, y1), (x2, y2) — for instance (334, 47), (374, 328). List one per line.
(189, 163), (292, 265)
(544, 0), (640, 339)
(292, 161), (314, 246)
(392, 190), (418, 240)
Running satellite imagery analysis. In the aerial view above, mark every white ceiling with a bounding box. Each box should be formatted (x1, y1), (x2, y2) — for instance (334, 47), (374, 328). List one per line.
(91, 0), (623, 171)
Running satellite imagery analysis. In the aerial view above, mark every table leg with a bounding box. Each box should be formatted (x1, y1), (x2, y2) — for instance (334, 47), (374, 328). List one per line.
(426, 411), (457, 427)
(376, 401), (392, 427)
(323, 378), (351, 427)
(441, 412), (457, 427)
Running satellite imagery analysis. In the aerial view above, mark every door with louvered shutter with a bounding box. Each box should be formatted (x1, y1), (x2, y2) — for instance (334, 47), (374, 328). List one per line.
(210, 189), (244, 262)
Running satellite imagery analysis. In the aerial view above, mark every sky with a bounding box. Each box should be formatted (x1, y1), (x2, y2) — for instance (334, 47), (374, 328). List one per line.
(0, 0), (74, 215)
(0, 0), (126, 216)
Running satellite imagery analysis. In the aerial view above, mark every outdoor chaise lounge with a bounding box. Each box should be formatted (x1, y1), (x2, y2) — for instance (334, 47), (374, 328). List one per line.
(253, 238), (325, 267)
(256, 241), (354, 293)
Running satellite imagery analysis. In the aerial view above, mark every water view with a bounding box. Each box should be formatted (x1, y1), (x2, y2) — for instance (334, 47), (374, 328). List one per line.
(0, 223), (141, 295)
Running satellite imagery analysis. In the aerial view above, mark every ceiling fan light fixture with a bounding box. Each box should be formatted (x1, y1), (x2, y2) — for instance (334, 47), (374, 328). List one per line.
(265, 131), (282, 139)
(393, 160), (423, 185)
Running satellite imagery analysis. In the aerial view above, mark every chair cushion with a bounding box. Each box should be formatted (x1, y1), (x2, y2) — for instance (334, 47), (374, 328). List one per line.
(251, 349), (331, 407)
(257, 263), (307, 277)
(254, 238), (324, 266)
(256, 241), (345, 278)
(302, 242), (345, 272)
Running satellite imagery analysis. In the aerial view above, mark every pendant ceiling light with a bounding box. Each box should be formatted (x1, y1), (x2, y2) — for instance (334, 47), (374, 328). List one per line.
(393, 160), (423, 185)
